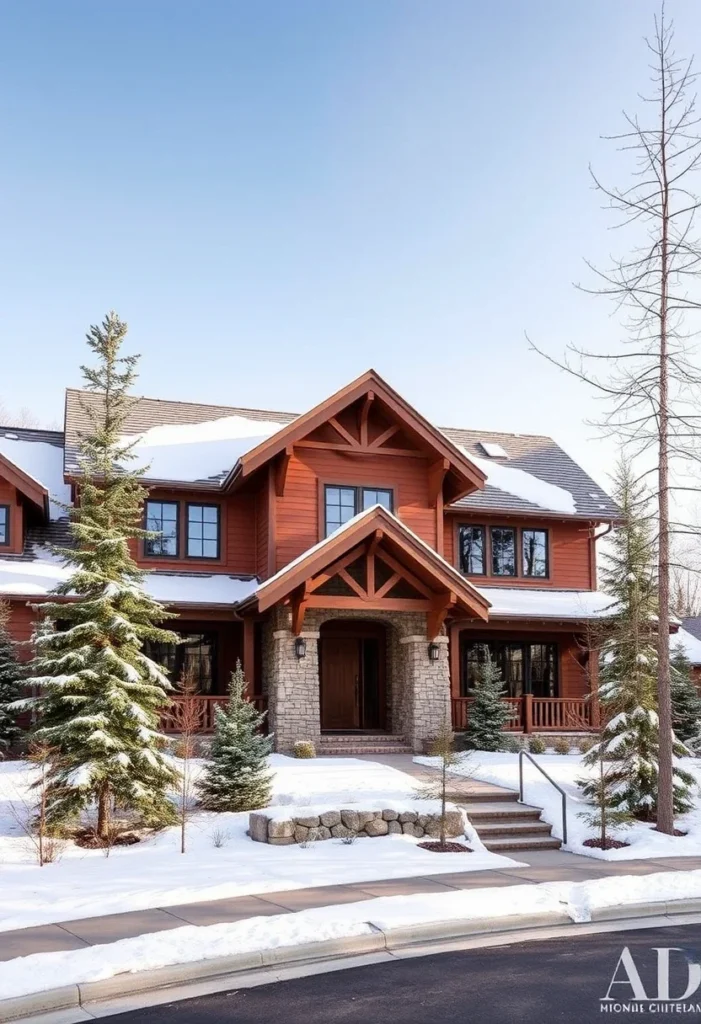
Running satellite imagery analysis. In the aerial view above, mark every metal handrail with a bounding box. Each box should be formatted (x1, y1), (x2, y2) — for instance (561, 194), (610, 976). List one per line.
(518, 750), (568, 846)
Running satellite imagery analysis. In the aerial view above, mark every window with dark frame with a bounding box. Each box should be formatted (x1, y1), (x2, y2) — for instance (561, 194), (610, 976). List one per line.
(459, 525), (485, 574)
(144, 631), (217, 693)
(324, 485), (393, 537)
(144, 500), (179, 557)
(0, 505), (8, 546)
(187, 504), (220, 559)
(522, 528), (548, 578)
(461, 639), (558, 699)
(490, 526), (516, 576)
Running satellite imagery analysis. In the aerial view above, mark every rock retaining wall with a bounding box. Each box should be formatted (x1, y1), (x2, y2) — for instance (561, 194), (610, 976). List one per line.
(249, 806), (464, 845)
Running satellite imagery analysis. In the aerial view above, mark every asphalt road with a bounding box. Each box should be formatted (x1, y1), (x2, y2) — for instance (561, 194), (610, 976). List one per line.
(106, 924), (701, 1023)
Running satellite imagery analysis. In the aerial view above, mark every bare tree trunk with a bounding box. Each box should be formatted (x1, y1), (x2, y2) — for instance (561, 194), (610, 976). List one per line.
(96, 782), (111, 841)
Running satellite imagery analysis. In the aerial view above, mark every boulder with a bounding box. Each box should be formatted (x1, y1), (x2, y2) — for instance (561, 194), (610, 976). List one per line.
(249, 812), (270, 843)
(268, 819), (294, 839)
(398, 811), (418, 823)
(387, 820), (402, 834)
(294, 825), (309, 843)
(331, 824), (355, 839)
(295, 815), (321, 828)
(268, 835), (296, 846)
(423, 811), (463, 838)
(382, 809), (399, 821)
(316, 825), (332, 841)
(340, 809), (360, 831)
(364, 817), (389, 837)
(320, 810), (341, 828)
(356, 811), (376, 829)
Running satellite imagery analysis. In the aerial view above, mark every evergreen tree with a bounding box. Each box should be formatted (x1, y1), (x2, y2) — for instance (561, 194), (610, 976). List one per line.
(670, 645), (701, 744)
(578, 750), (632, 849)
(16, 313), (179, 838)
(198, 661), (272, 812)
(464, 649), (511, 751)
(0, 602), (22, 750)
(584, 461), (694, 821)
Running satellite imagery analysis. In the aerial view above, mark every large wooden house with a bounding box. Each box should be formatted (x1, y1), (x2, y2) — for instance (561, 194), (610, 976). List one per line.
(0, 370), (621, 752)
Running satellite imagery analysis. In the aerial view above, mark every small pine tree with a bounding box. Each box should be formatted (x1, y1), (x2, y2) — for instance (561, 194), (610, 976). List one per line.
(423, 719), (463, 848)
(587, 461), (694, 820)
(16, 314), (180, 838)
(198, 662), (272, 812)
(464, 649), (511, 751)
(0, 602), (22, 750)
(670, 645), (701, 743)
(578, 746), (632, 849)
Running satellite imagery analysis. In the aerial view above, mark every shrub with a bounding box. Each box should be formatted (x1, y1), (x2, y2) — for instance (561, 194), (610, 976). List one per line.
(528, 736), (547, 754)
(294, 740), (316, 759)
(499, 735), (523, 753)
(577, 736), (596, 754)
(553, 737), (571, 755)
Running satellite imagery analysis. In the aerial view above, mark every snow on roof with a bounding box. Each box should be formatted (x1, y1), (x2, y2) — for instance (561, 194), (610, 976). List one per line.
(478, 441), (508, 459)
(477, 587), (616, 620)
(673, 626), (701, 666)
(0, 556), (257, 606)
(467, 452), (577, 516)
(0, 436), (71, 519)
(123, 415), (289, 483)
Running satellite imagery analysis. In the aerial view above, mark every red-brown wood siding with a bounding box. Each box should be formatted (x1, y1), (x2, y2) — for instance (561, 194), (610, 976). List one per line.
(0, 480), (24, 554)
(255, 479), (269, 580)
(273, 448), (434, 572)
(444, 514), (594, 590)
(6, 602), (37, 655)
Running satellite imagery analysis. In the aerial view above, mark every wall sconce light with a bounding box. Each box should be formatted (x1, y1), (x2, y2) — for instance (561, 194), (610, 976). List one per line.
(294, 637), (307, 659)
(428, 642), (440, 662)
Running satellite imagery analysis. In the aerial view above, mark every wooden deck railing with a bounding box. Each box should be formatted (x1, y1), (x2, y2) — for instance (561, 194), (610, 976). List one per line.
(451, 695), (597, 734)
(161, 694), (268, 734)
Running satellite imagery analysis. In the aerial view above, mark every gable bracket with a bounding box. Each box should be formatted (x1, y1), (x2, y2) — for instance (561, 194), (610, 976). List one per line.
(275, 446), (294, 497)
(427, 590), (456, 641)
(359, 391), (375, 446)
(428, 458), (450, 503)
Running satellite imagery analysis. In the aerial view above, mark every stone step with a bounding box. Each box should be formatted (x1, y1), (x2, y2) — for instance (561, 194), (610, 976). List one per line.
(319, 745), (414, 755)
(481, 834), (562, 852)
(475, 819), (552, 837)
(461, 801), (542, 820)
(319, 735), (408, 745)
(452, 789), (519, 804)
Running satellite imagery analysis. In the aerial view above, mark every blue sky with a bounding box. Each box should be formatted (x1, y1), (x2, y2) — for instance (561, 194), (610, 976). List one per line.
(1, 0), (698, 487)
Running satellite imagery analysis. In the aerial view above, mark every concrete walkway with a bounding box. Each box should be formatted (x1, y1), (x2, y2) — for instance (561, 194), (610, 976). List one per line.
(3, 753), (700, 964)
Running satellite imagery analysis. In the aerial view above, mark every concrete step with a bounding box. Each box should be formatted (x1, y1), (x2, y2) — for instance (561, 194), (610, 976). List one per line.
(475, 819), (552, 838)
(454, 789), (519, 804)
(481, 834), (562, 852)
(462, 801), (542, 821)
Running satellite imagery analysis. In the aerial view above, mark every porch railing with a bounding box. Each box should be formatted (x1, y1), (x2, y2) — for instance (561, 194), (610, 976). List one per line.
(451, 695), (597, 734)
(161, 694), (268, 735)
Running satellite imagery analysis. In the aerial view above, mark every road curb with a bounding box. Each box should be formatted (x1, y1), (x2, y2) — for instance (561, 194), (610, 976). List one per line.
(2, 900), (701, 1022)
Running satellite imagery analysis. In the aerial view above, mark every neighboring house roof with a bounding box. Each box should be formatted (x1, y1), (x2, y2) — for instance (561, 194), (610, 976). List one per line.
(442, 428), (620, 520)
(63, 379), (618, 520)
(675, 624), (701, 666)
(0, 427), (71, 520)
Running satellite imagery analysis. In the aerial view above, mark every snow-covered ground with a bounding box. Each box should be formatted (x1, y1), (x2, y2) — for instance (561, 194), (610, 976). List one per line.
(3, 869), (701, 1000)
(416, 750), (701, 860)
(0, 755), (521, 933)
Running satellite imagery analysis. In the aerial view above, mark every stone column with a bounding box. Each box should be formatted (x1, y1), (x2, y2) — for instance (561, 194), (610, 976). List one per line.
(399, 633), (451, 752)
(265, 607), (321, 752)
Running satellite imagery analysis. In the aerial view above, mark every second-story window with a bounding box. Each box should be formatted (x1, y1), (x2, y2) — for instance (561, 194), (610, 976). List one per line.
(490, 526), (516, 576)
(324, 485), (393, 537)
(522, 528), (548, 577)
(187, 504), (220, 559)
(459, 525), (485, 574)
(145, 500), (179, 557)
(0, 506), (8, 546)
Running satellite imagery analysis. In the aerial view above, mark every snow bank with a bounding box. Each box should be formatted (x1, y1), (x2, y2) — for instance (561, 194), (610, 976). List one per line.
(3, 871), (701, 999)
(417, 750), (701, 860)
(0, 756), (517, 933)
(124, 415), (288, 483)
(0, 436), (71, 519)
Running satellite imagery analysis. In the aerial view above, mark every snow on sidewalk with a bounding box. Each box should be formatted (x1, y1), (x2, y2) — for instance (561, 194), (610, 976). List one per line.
(0, 755), (522, 933)
(3, 870), (701, 1001)
(416, 750), (701, 860)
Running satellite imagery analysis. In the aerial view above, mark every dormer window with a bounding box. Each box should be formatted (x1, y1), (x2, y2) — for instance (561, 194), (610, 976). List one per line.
(324, 485), (393, 537)
(0, 505), (8, 546)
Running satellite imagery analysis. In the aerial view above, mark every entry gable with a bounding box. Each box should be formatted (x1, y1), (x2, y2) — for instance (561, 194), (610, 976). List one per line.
(227, 370), (486, 503)
(251, 504), (490, 637)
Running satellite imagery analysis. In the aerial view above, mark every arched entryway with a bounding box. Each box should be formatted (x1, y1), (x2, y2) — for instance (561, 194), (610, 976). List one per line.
(319, 620), (387, 732)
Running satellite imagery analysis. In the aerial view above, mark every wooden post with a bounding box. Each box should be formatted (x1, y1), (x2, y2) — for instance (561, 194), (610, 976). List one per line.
(523, 693), (533, 734)
(242, 617), (255, 695)
(448, 623), (461, 699)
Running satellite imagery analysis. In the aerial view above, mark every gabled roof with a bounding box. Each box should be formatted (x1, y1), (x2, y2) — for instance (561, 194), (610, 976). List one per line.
(0, 427), (70, 520)
(442, 427), (620, 521)
(228, 369), (486, 502)
(250, 504), (491, 625)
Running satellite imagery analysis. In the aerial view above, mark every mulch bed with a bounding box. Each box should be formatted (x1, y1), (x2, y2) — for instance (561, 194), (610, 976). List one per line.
(73, 830), (141, 849)
(417, 841), (473, 853)
(651, 827), (687, 837)
(583, 838), (630, 850)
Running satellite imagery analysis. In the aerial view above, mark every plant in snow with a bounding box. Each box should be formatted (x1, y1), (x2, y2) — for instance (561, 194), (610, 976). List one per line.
(198, 661), (272, 812)
(584, 461), (694, 820)
(578, 748), (633, 849)
(670, 645), (701, 744)
(421, 719), (465, 849)
(0, 600), (23, 751)
(464, 648), (511, 751)
(14, 314), (180, 838)
(169, 670), (205, 853)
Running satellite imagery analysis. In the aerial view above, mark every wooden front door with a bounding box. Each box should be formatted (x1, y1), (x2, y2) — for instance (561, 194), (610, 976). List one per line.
(320, 637), (361, 730)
